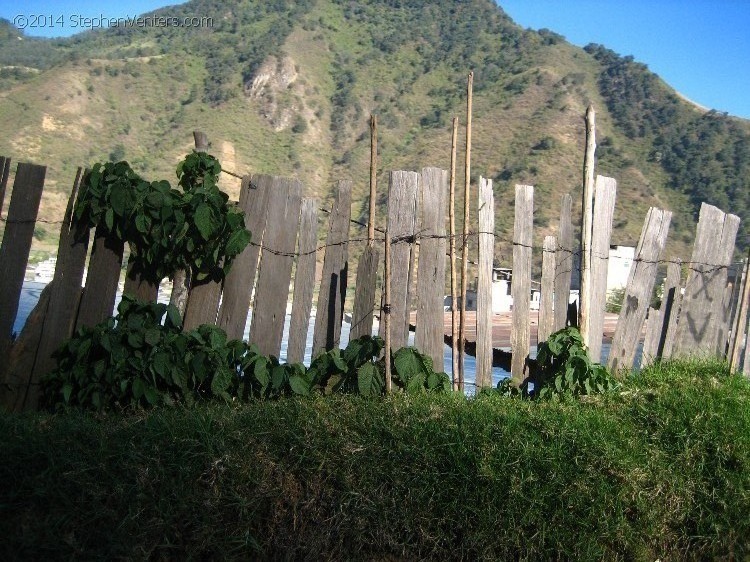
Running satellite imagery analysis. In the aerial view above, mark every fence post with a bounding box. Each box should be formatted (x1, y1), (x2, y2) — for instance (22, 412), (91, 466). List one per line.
(249, 177), (302, 357)
(588, 175), (617, 363)
(554, 193), (573, 332)
(511, 184), (533, 386)
(539, 236), (556, 344)
(449, 117), (460, 389)
(217, 174), (271, 340)
(287, 198), (318, 363)
(674, 204), (740, 357)
(475, 177), (494, 389)
(579, 105), (596, 349)
(350, 116), (380, 341)
(730, 254), (750, 372)
(76, 228), (124, 330)
(458, 71), (473, 392)
(378, 172), (418, 352)
(608, 208), (672, 373)
(0, 163), (46, 360)
(26, 169), (91, 407)
(313, 180), (353, 356)
(415, 167), (449, 369)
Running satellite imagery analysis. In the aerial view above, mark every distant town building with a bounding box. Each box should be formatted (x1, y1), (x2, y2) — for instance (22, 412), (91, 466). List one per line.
(607, 245), (635, 294)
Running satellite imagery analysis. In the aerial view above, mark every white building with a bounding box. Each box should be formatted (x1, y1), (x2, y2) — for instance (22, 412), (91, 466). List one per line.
(607, 245), (635, 294)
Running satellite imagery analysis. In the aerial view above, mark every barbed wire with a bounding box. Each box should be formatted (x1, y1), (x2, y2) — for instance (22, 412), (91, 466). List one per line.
(4, 214), (744, 273)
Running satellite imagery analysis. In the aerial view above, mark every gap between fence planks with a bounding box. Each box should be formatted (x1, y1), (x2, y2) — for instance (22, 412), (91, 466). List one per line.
(674, 203), (740, 357)
(553, 193), (573, 332)
(379, 171), (418, 352)
(475, 177), (494, 388)
(287, 198), (319, 363)
(511, 184), (533, 385)
(217, 174), (271, 340)
(587, 176), (617, 363)
(608, 207), (672, 373)
(642, 260), (682, 366)
(249, 177), (303, 357)
(313, 180), (352, 356)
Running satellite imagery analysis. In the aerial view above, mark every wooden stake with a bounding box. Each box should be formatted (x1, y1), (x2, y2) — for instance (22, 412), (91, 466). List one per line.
(449, 117), (459, 390)
(579, 105), (596, 347)
(384, 225), (392, 393)
(368, 115), (377, 246)
(459, 71), (473, 392)
(730, 252), (750, 372)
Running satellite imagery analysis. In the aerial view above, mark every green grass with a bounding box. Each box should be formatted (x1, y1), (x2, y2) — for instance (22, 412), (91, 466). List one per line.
(2, 358), (750, 560)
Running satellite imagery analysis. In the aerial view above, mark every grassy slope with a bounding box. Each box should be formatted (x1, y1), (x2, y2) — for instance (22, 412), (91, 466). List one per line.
(2, 359), (749, 560)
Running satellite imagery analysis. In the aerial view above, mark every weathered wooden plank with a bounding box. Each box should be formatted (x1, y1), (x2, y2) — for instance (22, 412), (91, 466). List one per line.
(511, 184), (533, 385)
(123, 258), (159, 302)
(475, 177), (494, 388)
(730, 256), (750, 371)
(539, 236), (556, 344)
(350, 246), (379, 341)
(641, 307), (661, 368)
(0, 282), (52, 413)
(312, 180), (353, 356)
(650, 260), (683, 362)
(608, 208), (672, 373)
(415, 167), (448, 370)
(249, 178), (303, 357)
(169, 269), (190, 316)
(287, 198), (318, 363)
(587, 176), (617, 363)
(717, 283), (735, 357)
(28, 169), (90, 405)
(0, 156), (10, 217)
(217, 174), (272, 340)
(554, 193), (573, 332)
(674, 204), (740, 357)
(76, 228), (124, 330)
(0, 163), (47, 352)
(378, 172), (418, 352)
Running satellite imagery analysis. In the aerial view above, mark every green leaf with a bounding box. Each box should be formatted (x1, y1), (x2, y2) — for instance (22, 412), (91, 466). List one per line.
(194, 203), (215, 240)
(144, 328), (161, 346)
(105, 207), (114, 231)
(357, 362), (382, 396)
(406, 372), (427, 394)
(132, 377), (145, 399)
(144, 385), (159, 405)
(394, 348), (425, 383)
(211, 368), (233, 400)
(289, 373), (311, 396)
(62, 382), (73, 403)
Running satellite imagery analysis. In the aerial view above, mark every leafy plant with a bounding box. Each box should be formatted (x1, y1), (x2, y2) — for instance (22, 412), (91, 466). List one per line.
(43, 315), (451, 412)
(533, 327), (619, 400)
(73, 153), (251, 284)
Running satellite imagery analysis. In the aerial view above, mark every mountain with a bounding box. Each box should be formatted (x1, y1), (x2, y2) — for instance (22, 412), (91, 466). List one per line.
(0, 0), (748, 266)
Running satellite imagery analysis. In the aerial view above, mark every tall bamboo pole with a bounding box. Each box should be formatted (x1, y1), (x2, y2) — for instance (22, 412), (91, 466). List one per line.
(449, 117), (459, 390)
(458, 71), (473, 392)
(384, 225), (392, 393)
(579, 105), (596, 347)
(368, 115), (377, 246)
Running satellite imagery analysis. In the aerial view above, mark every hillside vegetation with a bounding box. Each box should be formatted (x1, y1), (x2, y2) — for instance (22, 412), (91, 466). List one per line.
(0, 0), (748, 264)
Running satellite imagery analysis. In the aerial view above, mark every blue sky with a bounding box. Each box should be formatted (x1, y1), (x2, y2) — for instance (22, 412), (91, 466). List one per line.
(1, 0), (749, 119)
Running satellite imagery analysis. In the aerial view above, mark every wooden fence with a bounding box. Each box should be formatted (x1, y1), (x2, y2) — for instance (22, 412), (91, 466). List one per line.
(1, 119), (748, 412)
